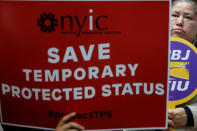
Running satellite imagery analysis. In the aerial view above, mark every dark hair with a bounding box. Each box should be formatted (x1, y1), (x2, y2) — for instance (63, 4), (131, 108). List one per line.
(172, 0), (197, 14)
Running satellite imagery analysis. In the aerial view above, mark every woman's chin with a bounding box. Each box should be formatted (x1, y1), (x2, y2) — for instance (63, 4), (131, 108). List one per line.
(171, 33), (185, 39)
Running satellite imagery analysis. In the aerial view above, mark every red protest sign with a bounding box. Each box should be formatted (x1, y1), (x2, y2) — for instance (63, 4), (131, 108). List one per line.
(0, 1), (170, 130)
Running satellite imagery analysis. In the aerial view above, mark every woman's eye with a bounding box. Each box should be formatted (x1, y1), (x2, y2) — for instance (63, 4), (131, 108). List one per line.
(172, 14), (178, 17)
(185, 16), (192, 20)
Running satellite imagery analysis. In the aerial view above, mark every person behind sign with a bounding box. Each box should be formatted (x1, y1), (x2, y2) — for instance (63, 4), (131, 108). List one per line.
(56, 0), (197, 131)
(167, 0), (197, 130)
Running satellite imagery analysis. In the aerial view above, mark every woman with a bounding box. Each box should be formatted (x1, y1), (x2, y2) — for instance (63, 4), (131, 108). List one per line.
(56, 0), (197, 131)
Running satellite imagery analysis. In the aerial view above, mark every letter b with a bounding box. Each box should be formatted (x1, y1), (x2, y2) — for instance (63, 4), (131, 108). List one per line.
(171, 50), (181, 60)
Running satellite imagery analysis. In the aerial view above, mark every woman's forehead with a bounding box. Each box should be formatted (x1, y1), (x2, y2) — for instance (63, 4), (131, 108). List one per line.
(172, 2), (196, 14)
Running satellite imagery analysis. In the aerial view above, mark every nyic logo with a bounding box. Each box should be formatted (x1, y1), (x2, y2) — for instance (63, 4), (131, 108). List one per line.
(37, 12), (58, 33)
(37, 9), (120, 37)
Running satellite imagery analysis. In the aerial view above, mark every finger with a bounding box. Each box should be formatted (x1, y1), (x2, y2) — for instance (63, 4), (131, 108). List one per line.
(63, 122), (85, 130)
(58, 112), (76, 127)
(168, 119), (175, 129)
(168, 113), (173, 119)
(168, 109), (174, 114)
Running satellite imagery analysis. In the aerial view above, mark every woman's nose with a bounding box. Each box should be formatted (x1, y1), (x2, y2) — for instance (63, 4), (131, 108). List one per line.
(176, 16), (184, 26)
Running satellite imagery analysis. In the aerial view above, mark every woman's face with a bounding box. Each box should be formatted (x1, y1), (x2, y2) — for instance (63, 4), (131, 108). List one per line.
(171, 1), (197, 42)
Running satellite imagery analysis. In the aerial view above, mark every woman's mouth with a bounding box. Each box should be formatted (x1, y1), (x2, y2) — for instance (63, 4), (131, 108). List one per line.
(172, 28), (185, 33)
